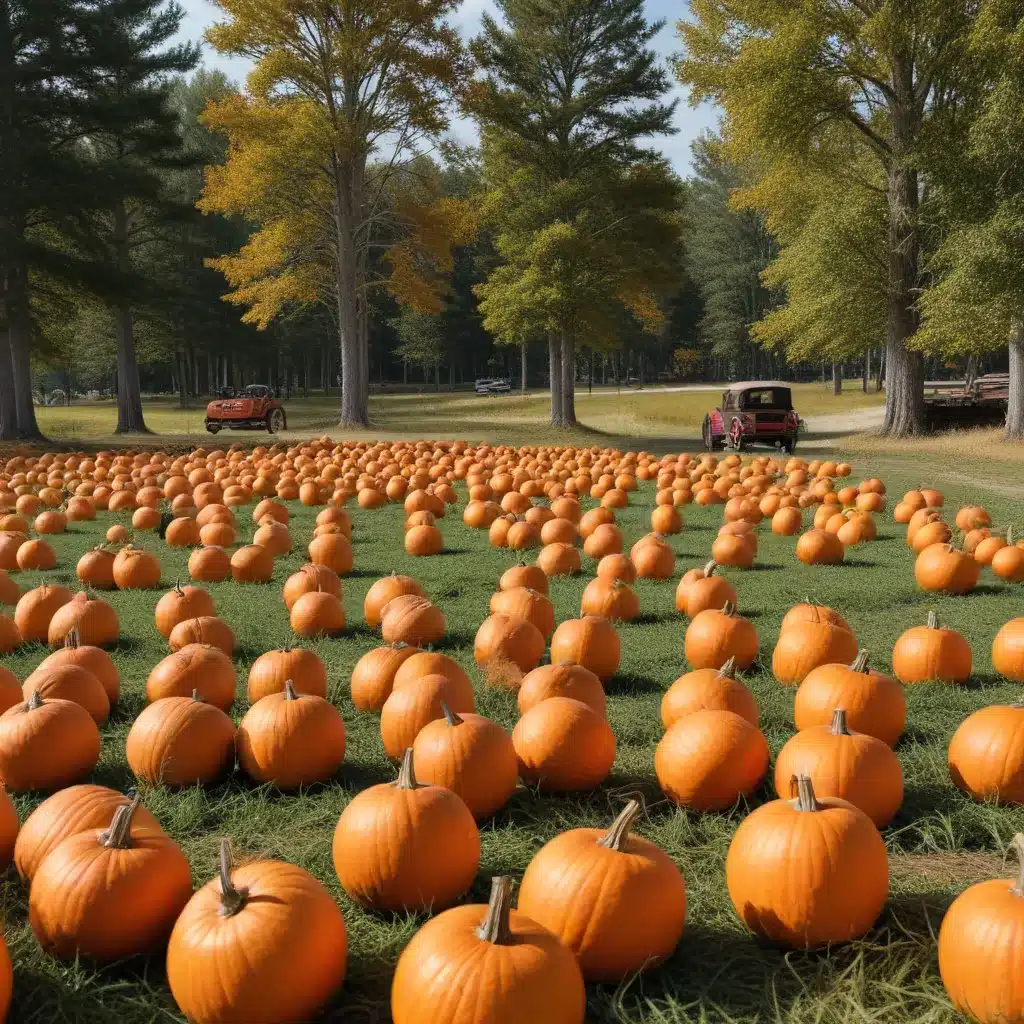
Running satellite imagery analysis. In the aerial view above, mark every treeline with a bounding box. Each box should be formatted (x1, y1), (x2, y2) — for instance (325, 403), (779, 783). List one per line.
(3, 0), (1022, 439)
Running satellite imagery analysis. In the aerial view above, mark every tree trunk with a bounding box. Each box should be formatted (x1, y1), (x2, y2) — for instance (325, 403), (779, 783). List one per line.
(520, 342), (526, 394)
(548, 332), (563, 425)
(177, 352), (188, 408)
(0, 329), (16, 440)
(832, 361), (842, 395)
(7, 261), (43, 439)
(334, 158), (368, 426)
(112, 201), (149, 434)
(875, 346), (885, 392)
(863, 350), (870, 393)
(1007, 324), (1024, 440)
(560, 330), (577, 427)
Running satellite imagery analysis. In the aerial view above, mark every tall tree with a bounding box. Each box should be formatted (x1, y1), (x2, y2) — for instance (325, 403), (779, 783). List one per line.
(679, 0), (979, 436)
(467, 0), (679, 426)
(205, 0), (469, 427)
(917, 0), (1024, 439)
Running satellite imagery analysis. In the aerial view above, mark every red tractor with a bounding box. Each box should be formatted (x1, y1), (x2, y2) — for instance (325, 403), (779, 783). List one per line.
(205, 385), (287, 435)
(701, 381), (801, 452)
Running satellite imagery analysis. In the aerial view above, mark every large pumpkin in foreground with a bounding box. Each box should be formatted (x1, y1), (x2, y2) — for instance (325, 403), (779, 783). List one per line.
(167, 839), (348, 1024)
(391, 876), (585, 1024)
(516, 800), (686, 982)
(938, 833), (1024, 1024)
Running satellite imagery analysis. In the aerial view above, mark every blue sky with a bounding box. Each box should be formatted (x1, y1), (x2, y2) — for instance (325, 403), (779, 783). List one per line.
(177, 0), (719, 175)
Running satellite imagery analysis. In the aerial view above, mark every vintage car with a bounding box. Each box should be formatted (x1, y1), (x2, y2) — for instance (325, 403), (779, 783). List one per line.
(205, 385), (287, 434)
(701, 381), (800, 452)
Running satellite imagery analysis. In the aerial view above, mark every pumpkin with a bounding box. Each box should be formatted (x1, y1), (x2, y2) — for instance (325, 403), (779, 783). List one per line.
(29, 796), (193, 961)
(579, 506), (614, 538)
(499, 563), (549, 594)
(350, 643), (420, 712)
(169, 614), (236, 655)
(794, 650), (906, 747)
(549, 615), (620, 680)
(631, 535), (675, 579)
(393, 651), (473, 695)
(412, 703), (518, 819)
(580, 577), (639, 622)
(14, 784), (161, 882)
(112, 544), (162, 588)
(596, 553), (637, 585)
(992, 530), (1024, 582)
(906, 506), (944, 545)
(535, 540), (582, 576)
(517, 662), (606, 719)
(390, 875), (585, 1024)
(710, 532), (755, 569)
(46, 590), (119, 648)
(76, 546), (117, 589)
(155, 581), (216, 637)
(0, 533), (24, 571)
(781, 601), (851, 633)
(289, 590), (346, 638)
(165, 516), (202, 548)
(167, 839), (348, 1024)
(307, 532), (353, 574)
(774, 709), (903, 827)
(0, 693), (101, 791)
(772, 616), (858, 686)
(660, 657), (758, 729)
(0, 614), (16, 654)
(915, 541), (981, 594)
(230, 543), (275, 583)
(912, 518), (953, 553)
(892, 611), (972, 684)
(31, 629), (119, 704)
(364, 573), (426, 628)
(651, 504), (682, 534)
(0, 569), (18, 607)
(253, 519), (292, 556)
(380, 672), (476, 759)
(512, 697), (616, 791)
(772, 507), (803, 536)
(14, 582), (73, 643)
(795, 528), (845, 565)
(282, 563), (343, 612)
(582, 522), (623, 559)
(948, 703), (1024, 804)
(684, 602), (758, 671)
(0, 786), (18, 871)
(0, 666), (21, 715)
(463, 499), (500, 529)
(540, 517), (577, 545)
(127, 692), (236, 786)
(938, 833), (1024, 1024)
(725, 775), (889, 949)
(955, 504), (991, 531)
(676, 560), (737, 617)
(993, 618), (1024, 681)
(517, 800), (687, 982)
(405, 523), (444, 556)
(248, 646), (328, 702)
(146, 643), (236, 710)
(22, 661), (110, 724)
(188, 545), (232, 582)
(237, 680), (346, 788)
(16, 537), (56, 570)
(379, 594), (444, 647)
(489, 587), (555, 638)
(655, 709), (769, 811)
(332, 748), (480, 911)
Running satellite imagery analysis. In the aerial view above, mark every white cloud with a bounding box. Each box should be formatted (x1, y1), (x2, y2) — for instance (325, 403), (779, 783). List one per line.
(175, 0), (718, 173)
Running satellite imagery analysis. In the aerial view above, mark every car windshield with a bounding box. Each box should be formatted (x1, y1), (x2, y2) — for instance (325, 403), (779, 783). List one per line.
(738, 388), (792, 411)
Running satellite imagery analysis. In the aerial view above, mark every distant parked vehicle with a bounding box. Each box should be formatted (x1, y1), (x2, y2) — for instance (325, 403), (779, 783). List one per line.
(205, 385), (287, 434)
(475, 378), (512, 394)
(702, 381), (801, 452)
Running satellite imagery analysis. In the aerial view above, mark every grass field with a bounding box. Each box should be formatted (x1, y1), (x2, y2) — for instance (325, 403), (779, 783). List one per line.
(33, 382), (885, 445)
(1, 451), (1022, 1023)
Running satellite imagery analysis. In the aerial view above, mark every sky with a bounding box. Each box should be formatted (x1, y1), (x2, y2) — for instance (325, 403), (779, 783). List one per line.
(177, 0), (719, 177)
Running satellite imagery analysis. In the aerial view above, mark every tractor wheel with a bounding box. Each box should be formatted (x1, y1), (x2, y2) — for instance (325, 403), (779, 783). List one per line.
(206, 422), (221, 435)
(266, 408), (286, 434)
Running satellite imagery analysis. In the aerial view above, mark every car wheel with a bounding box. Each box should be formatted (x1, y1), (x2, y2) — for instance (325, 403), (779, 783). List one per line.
(266, 408), (285, 434)
(206, 423), (221, 434)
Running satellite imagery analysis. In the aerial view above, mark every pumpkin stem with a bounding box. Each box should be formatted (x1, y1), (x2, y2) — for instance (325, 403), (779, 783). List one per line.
(793, 775), (820, 812)
(703, 560), (718, 577)
(1010, 834), (1024, 897)
(191, 689), (205, 703)
(64, 627), (81, 651)
(217, 838), (249, 917)
(721, 600), (736, 617)
(717, 656), (738, 679)
(284, 679), (299, 701)
(174, 578), (184, 596)
(26, 690), (43, 711)
(99, 795), (141, 849)
(829, 709), (851, 736)
(597, 799), (642, 851)
(475, 876), (515, 945)
(850, 649), (870, 674)
(440, 701), (463, 727)
(926, 610), (939, 630)
(394, 748), (421, 790)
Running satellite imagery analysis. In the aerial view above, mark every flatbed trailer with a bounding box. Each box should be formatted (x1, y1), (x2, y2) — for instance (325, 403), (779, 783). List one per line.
(922, 373), (1009, 430)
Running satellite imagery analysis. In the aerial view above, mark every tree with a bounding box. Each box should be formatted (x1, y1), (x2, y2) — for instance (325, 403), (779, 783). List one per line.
(683, 134), (777, 378)
(916, 1), (1024, 439)
(679, 0), (980, 436)
(467, 0), (679, 426)
(205, 0), (469, 426)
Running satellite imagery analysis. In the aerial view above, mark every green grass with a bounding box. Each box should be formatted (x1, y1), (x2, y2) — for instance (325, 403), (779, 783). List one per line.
(1, 454), (1022, 1023)
(33, 381), (884, 446)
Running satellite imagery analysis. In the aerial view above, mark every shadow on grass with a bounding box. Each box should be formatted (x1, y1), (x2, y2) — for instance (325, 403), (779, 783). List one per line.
(608, 671), (665, 696)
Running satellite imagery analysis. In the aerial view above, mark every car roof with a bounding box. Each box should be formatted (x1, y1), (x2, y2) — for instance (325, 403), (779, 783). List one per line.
(725, 381), (792, 391)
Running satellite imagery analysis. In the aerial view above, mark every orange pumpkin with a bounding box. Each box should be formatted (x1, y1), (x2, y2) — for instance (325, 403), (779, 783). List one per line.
(230, 544), (275, 583)
(112, 544), (162, 589)
(489, 587), (555, 638)
(992, 618), (1024, 681)
(381, 594), (445, 647)
(290, 590), (346, 637)
(349, 643), (421, 712)
(146, 643), (236, 710)
(580, 577), (639, 622)
(549, 615), (620, 680)
(380, 672), (475, 760)
(308, 533), (353, 574)
(76, 546), (117, 589)
(248, 647), (328, 702)
(684, 602), (758, 670)
(16, 537), (57, 570)
(595, 553), (637, 585)
(168, 614), (236, 655)
(14, 583), (73, 643)
(498, 563), (549, 594)
(46, 590), (119, 648)
(772, 615), (858, 686)
(660, 657), (758, 729)
(675, 560), (737, 617)
(188, 545), (232, 582)
(516, 662), (606, 718)
(332, 749), (480, 911)
(915, 541), (980, 594)
(892, 611), (972, 684)
(795, 528), (844, 565)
